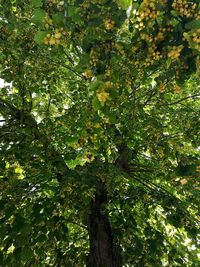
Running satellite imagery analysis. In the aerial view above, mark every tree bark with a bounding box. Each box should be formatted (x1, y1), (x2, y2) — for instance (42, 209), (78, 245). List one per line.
(87, 180), (122, 267)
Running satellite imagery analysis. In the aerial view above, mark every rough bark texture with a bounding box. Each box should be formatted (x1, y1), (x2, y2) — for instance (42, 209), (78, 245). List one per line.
(87, 180), (122, 267)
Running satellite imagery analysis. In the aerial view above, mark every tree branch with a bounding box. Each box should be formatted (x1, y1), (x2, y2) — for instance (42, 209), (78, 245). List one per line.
(0, 97), (72, 183)
(162, 93), (200, 106)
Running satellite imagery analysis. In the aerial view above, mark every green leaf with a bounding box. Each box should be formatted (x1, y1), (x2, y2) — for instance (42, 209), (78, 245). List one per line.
(156, 13), (164, 26)
(65, 136), (79, 144)
(52, 13), (64, 26)
(68, 7), (82, 22)
(117, 0), (132, 10)
(66, 158), (80, 169)
(166, 58), (172, 69)
(183, 32), (199, 51)
(34, 31), (47, 44)
(0, 225), (6, 239)
(21, 248), (33, 261)
(148, 239), (157, 253)
(89, 81), (104, 92)
(36, 234), (47, 242)
(176, 164), (196, 177)
(108, 113), (117, 124)
(31, 0), (42, 7)
(31, 9), (46, 26)
(92, 97), (101, 110)
(170, 10), (179, 17)
(171, 18), (179, 27)
(185, 20), (200, 30)
(132, 3), (139, 10)
(183, 32), (190, 41)
(0, 51), (4, 61)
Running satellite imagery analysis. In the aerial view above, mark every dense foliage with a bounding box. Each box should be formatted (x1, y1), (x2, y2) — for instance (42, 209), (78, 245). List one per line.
(0, 0), (200, 266)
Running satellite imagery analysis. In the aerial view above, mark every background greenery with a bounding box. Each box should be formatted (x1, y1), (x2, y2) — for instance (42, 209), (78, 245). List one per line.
(0, 0), (199, 266)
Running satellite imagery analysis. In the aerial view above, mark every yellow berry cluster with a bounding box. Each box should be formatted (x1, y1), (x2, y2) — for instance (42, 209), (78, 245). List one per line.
(168, 46), (183, 60)
(140, 27), (172, 43)
(140, 32), (153, 42)
(191, 29), (200, 44)
(104, 19), (115, 30)
(135, 0), (159, 30)
(172, 0), (197, 18)
(134, 59), (140, 68)
(44, 16), (53, 29)
(104, 67), (111, 78)
(90, 133), (98, 144)
(141, 44), (162, 67)
(96, 91), (109, 105)
(43, 28), (67, 45)
(145, 51), (162, 66)
(83, 150), (95, 163)
(101, 42), (113, 51)
(125, 76), (132, 87)
(79, 1), (90, 9)
(103, 81), (113, 89)
(78, 136), (88, 147)
(71, 122), (104, 152)
(90, 48), (100, 67)
(154, 31), (165, 41)
(48, 0), (64, 8)
(191, 30), (200, 52)
(83, 69), (92, 79)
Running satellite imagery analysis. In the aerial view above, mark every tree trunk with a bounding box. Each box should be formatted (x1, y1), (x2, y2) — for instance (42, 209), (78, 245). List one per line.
(87, 180), (122, 267)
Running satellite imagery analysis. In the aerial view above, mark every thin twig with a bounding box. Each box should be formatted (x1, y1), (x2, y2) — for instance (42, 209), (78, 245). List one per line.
(161, 93), (200, 106)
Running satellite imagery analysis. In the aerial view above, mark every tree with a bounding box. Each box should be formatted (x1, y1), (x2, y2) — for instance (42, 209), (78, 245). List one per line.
(0, 0), (199, 266)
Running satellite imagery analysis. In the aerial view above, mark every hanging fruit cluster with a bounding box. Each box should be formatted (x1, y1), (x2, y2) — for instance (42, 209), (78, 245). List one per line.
(104, 19), (115, 31)
(144, 45), (162, 67)
(168, 46), (183, 60)
(43, 28), (67, 46)
(140, 27), (173, 43)
(135, 0), (160, 30)
(83, 69), (93, 79)
(191, 29), (200, 52)
(90, 48), (100, 67)
(47, 0), (65, 11)
(172, 0), (197, 18)
(96, 91), (109, 106)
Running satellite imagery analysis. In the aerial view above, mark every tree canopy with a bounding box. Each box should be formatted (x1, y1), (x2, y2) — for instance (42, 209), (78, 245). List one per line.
(0, 0), (200, 266)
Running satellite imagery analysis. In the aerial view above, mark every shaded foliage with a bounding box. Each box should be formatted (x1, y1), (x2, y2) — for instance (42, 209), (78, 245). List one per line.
(0, 0), (200, 266)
